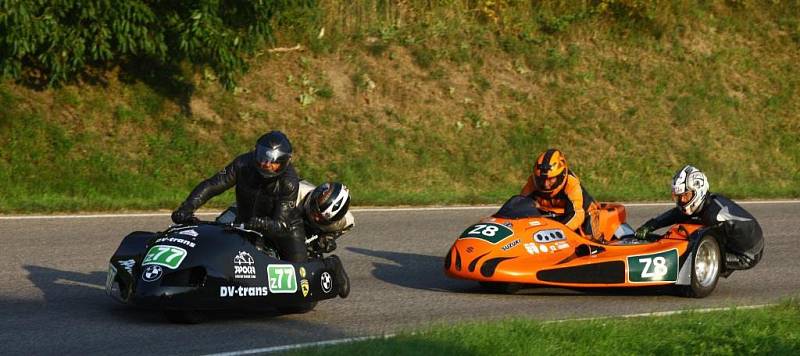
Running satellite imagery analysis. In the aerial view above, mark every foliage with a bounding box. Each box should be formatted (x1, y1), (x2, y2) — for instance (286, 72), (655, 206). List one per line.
(0, 0), (314, 88)
(1, 0), (800, 212)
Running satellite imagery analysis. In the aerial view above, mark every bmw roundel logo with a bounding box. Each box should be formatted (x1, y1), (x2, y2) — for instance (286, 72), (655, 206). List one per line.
(320, 272), (333, 294)
(142, 265), (163, 282)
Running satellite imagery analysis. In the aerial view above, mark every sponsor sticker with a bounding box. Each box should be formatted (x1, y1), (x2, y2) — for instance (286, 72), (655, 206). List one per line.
(524, 243), (539, 255)
(178, 229), (199, 237)
(301, 279), (310, 297)
(155, 236), (196, 248)
(299, 267), (307, 279)
(142, 245), (188, 269)
(529, 221), (543, 226)
(320, 271), (333, 294)
(219, 286), (269, 297)
(267, 264), (297, 293)
(142, 265), (163, 282)
(501, 239), (521, 251)
(556, 241), (570, 250)
(627, 249), (679, 283)
(118, 259), (136, 274)
(533, 229), (566, 243)
(233, 251), (257, 279)
(459, 223), (514, 244)
(466, 246), (474, 253)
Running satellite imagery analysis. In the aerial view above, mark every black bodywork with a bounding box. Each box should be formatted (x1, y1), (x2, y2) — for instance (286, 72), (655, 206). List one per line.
(106, 222), (341, 311)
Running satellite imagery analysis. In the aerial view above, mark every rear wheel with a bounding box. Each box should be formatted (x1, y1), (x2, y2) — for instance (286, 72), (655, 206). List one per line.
(680, 234), (721, 298)
(164, 310), (206, 324)
(277, 301), (318, 314)
(479, 282), (522, 294)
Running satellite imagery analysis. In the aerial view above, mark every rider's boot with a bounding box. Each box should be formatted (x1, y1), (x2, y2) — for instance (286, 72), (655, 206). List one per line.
(325, 255), (350, 298)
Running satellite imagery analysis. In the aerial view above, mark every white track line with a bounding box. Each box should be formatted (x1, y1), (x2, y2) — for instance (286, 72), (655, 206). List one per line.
(201, 334), (398, 356)
(1, 200), (798, 220)
(543, 303), (775, 323)
(204, 304), (775, 355)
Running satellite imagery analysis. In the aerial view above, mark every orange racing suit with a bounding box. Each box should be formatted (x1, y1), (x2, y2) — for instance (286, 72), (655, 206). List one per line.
(521, 171), (599, 236)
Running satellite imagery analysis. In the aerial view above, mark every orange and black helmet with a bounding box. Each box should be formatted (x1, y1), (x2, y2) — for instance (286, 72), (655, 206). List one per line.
(533, 149), (569, 194)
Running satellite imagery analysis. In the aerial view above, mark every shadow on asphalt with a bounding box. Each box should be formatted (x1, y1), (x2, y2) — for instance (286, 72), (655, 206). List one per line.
(0, 266), (351, 354)
(344, 249), (677, 298)
(19, 265), (333, 324)
(347, 247), (475, 292)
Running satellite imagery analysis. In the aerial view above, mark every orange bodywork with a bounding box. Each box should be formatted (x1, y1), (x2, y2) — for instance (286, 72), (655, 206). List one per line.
(444, 203), (702, 288)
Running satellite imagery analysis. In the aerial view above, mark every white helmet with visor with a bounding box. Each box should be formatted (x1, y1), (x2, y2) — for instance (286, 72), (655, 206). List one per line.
(671, 165), (709, 215)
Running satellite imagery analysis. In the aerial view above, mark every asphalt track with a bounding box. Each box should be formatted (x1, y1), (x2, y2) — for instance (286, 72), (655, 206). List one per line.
(1, 202), (799, 355)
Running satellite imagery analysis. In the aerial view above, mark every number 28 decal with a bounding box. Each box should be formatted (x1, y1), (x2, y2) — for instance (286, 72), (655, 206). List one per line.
(469, 224), (499, 236)
(627, 249), (678, 283)
(459, 223), (513, 244)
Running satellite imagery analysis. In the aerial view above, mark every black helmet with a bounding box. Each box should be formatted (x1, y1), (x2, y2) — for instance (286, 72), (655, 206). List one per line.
(305, 182), (351, 226)
(254, 131), (292, 178)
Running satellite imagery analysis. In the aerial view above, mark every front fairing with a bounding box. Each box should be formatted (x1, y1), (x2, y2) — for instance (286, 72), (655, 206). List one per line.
(108, 223), (340, 310)
(444, 197), (698, 288)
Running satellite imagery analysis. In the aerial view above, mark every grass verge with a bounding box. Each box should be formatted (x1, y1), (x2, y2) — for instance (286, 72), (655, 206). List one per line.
(1, 1), (799, 213)
(289, 300), (800, 355)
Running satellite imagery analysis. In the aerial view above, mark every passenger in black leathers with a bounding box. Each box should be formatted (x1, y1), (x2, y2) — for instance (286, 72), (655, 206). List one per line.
(635, 165), (764, 270)
(171, 131), (307, 262)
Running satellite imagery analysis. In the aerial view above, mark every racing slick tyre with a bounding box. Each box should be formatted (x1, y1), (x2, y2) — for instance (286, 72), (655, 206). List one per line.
(277, 301), (318, 314)
(679, 234), (721, 298)
(164, 310), (206, 324)
(479, 282), (522, 294)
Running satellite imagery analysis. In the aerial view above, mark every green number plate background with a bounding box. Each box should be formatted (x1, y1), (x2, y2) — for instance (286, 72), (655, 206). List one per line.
(459, 223), (513, 244)
(142, 245), (188, 269)
(267, 264), (297, 293)
(627, 249), (678, 283)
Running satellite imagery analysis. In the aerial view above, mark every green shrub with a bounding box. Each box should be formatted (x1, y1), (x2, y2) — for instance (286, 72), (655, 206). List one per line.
(0, 0), (315, 88)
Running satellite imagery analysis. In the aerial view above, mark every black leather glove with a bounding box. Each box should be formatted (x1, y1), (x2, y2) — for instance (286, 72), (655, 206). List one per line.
(635, 225), (653, 240)
(246, 216), (286, 234)
(171, 207), (196, 224)
(320, 235), (337, 253)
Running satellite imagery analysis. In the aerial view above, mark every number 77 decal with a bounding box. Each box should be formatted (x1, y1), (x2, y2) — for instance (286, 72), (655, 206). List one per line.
(267, 265), (298, 293)
(142, 246), (188, 269)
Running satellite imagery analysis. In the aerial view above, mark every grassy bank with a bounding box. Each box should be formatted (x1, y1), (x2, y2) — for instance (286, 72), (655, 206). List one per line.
(290, 301), (800, 355)
(1, 1), (799, 213)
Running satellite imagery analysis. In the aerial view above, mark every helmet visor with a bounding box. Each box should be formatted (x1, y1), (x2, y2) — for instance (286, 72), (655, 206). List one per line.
(534, 172), (565, 192)
(255, 144), (289, 176)
(672, 190), (695, 206)
(257, 160), (284, 173)
(311, 210), (326, 224)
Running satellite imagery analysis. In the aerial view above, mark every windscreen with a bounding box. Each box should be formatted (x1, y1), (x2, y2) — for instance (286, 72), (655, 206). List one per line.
(492, 195), (542, 219)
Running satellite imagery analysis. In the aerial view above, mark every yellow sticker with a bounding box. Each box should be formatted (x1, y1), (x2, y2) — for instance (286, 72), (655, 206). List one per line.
(299, 267), (307, 278)
(300, 279), (310, 297)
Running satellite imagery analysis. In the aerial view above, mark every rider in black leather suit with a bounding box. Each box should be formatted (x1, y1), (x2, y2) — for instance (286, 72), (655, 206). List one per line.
(171, 131), (307, 262)
(635, 165), (764, 270)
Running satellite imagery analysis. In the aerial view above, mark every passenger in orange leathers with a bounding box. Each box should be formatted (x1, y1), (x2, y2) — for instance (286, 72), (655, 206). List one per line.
(521, 149), (599, 237)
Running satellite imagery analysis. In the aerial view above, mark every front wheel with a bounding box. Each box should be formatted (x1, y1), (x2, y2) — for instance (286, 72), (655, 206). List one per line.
(679, 234), (721, 298)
